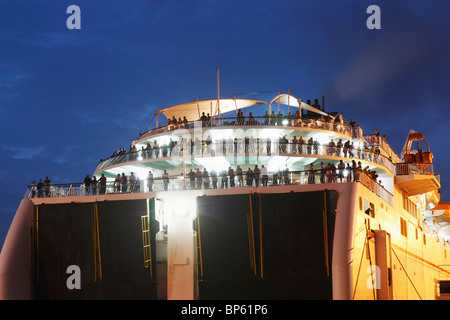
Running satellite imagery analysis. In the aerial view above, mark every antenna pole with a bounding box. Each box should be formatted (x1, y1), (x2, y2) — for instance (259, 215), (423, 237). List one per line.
(288, 89), (290, 114)
(216, 68), (220, 121)
(155, 110), (160, 128)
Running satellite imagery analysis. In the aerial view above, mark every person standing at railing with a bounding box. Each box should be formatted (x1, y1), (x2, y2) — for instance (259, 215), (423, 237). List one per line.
(84, 174), (91, 195)
(320, 162), (326, 183)
(326, 164), (333, 183)
(253, 165), (260, 186)
(162, 170), (169, 191)
(248, 112), (256, 125)
(307, 137), (313, 154)
(136, 176), (142, 192)
(162, 143), (168, 157)
(246, 167), (253, 186)
(129, 172), (137, 192)
(114, 174), (121, 192)
(227, 137), (234, 155)
(313, 138), (319, 155)
(261, 165), (268, 186)
(92, 176), (98, 195)
(200, 112), (208, 126)
(291, 136), (298, 154)
(228, 167), (235, 187)
(276, 111), (283, 126)
(237, 109), (245, 125)
(153, 140), (159, 158)
(29, 181), (36, 198)
(37, 179), (44, 197)
(364, 145), (370, 161)
(273, 171), (279, 186)
(236, 165), (243, 186)
(210, 169), (218, 189)
(121, 173), (128, 192)
(343, 140), (349, 157)
(338, 160), (345, 182)
(195, 137), (202, 155)
(205, 135), (212, 155)
(266, 137), (271, 154)
(308, 164), (315, 184)
(328, 140), (335, 156)
(287, 111), (293, 126)
(351, 160), (357, 182)
(355, 162), (362, 182)
(298, 137), (304, 154)
(146, 143), (152, 159)
(294, 111), (302, 127)
(332, 163), (338, 183)
(283, 167), (289, 185)
(196, 168), (202, 189)
(203, 168), (210, 189)
(280, 136), (288, 153)
(349, 142), (354, 158)
(270, 111), (276, 125)
(44, 177), (51, 197)
(220, 169), (228, 188)
(147, 171), (154, 192)
(99, 174), (107, 195)
(346, 163), (352, 182)
(349, 119), (357, 138)
(263, 111), (270, 125)
(188, 169), (196, 190)
(336, 139), (343, 157)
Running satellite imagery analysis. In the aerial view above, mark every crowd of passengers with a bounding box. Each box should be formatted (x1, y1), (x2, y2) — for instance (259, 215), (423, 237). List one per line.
(137, 108), (362, 142)
(29, 160), (381, 198)
(107, 134), (383, 164)
(162, 109), (355, 129)
(179, 160), (380, 190)
(105, 110), (380, 164)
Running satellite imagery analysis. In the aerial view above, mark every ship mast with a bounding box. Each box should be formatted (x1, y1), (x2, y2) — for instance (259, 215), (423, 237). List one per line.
(216, 68), (220, 124)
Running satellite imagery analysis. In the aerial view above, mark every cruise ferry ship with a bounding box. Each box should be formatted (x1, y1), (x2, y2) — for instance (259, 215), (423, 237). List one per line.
(1, 91), (448, 300)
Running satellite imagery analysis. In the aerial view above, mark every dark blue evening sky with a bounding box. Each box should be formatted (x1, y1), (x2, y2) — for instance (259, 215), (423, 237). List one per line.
(1, 0), (449, 247)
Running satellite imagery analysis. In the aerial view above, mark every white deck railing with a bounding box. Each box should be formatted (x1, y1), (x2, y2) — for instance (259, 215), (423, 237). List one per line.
(25, 169), (393, 206)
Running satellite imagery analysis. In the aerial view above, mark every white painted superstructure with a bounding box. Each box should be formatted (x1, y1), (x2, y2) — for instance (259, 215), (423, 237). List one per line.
(1, 92), (448, 300)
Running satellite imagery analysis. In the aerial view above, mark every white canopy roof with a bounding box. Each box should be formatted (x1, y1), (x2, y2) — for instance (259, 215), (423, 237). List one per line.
(158, 98), (267, 122)
(156, 93), (331, 123)
(269, 93), (330, 117)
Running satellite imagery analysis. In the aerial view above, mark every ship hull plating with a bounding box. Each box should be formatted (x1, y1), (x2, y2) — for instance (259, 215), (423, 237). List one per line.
(1, 183), (450, 299)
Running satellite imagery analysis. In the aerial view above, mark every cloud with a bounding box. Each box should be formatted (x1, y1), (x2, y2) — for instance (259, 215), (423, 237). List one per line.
(327, 30), (430, 104)
(51, 146), (77, 165)
(1, 26), (82, 49)
(0, 71), (29, 89)
(0, 64), (30, 103)
(2, 145), (45, 160)
(77, 105), (153, 132)
(0, 64), (29, 89)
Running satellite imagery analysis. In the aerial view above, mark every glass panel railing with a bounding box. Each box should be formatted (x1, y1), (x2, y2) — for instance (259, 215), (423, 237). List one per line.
(96, 140), (394, 174)
(395, 163), (434, 176)
(138, 116), (363, 142)
(25, 169), (393, 206)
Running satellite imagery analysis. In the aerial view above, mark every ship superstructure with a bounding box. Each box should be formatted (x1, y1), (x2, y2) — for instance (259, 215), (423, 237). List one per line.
(1, 91), (448, 300)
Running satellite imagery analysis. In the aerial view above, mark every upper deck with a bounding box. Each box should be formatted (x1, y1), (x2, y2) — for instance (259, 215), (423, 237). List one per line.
(92, 92), (399, 195)
(28, 91), (441, 214)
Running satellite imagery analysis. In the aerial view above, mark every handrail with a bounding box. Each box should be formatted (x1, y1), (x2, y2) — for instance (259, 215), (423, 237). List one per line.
(96, 139), (395, 174)
(137, 116), (363, 142)
(395, 162), (434, 176)
(364, 134), (401, 164)
(25, 169), (393, 206)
